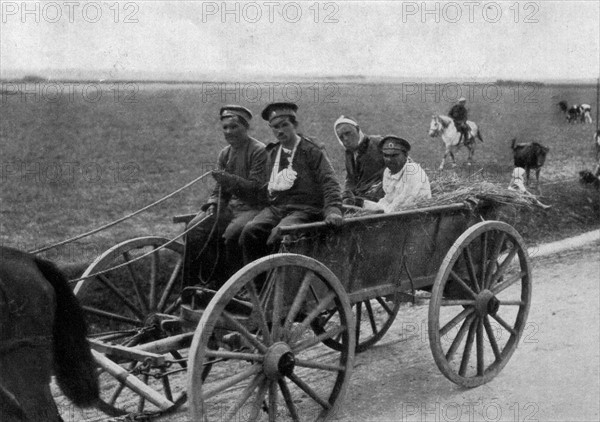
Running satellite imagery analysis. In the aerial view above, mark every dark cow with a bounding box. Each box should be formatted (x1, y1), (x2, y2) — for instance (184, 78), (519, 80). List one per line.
(510, 138), (549, 187)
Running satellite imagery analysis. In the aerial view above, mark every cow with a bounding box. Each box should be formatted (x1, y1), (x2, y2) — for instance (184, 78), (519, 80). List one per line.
(558, 101), (593, 124)
(580, 104), (593, 124)
(510, 138), (549, 187)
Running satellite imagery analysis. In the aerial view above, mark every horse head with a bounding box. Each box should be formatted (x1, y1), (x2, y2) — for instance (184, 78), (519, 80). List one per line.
(428, 115), (441, 137)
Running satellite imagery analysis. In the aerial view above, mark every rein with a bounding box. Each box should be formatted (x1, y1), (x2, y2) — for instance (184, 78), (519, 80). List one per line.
(30, 171), (212, 254)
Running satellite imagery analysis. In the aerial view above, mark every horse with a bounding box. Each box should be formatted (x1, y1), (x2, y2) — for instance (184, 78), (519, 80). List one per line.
(428, 115), (484, 170)
(0, 247), (98, 421)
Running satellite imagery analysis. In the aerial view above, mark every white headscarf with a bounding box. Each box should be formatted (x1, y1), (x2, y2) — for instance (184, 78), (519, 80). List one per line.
(334, 115), (365, 148)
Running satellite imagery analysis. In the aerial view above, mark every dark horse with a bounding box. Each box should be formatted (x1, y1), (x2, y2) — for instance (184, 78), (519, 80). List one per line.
(0, 247), (98, 421)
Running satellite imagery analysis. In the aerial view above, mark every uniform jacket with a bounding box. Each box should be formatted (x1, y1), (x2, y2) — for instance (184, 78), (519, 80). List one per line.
(206, 137), (269, 208)
(343, 135), (385, 202)
(265, 136), (342, 217)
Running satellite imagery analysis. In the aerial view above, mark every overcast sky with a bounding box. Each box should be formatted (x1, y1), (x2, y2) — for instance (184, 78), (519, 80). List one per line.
(1, 1), (598, 81)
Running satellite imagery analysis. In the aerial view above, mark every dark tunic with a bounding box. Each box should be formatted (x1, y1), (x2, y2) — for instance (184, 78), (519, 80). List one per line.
(206, 137), (269, 209)
(183, 137), (268, 286)
(239, 136), (342, 264)
(448, 104), (468, 122)
(265, 136), (342, 217)
(343, 135), (385, 203)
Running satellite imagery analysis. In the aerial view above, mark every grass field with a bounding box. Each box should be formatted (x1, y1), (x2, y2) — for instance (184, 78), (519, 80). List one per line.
(1, 81), (599, 265)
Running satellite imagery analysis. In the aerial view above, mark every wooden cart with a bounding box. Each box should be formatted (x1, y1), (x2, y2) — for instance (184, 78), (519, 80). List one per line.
(73, 201), (531, 421)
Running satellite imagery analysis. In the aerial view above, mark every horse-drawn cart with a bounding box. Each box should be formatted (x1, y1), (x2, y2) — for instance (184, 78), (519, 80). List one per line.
(73, 200), (531, 421)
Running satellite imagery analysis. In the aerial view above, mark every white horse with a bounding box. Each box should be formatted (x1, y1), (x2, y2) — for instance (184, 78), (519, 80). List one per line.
(428, 115), (483, 170)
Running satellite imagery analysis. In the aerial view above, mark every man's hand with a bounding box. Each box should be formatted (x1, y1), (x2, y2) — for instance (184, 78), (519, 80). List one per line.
(211, 170), (236, 189)
(205, 204), (216, 216)
(324, 213), (343, 227)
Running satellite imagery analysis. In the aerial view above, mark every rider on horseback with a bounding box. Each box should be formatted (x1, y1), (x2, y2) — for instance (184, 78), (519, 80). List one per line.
(448, 97), (470, 143)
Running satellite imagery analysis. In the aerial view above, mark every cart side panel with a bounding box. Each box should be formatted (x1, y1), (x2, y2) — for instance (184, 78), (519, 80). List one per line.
(281, 206), (473, 295)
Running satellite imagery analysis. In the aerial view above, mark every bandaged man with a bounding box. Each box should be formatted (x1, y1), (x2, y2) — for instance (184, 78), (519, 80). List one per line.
(363, 136), (432, 213)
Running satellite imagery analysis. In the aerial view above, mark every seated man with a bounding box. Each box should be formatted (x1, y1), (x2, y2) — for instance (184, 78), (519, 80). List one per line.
(240, 102), (343, 264)
(448, 97), (470, 143)
(362, 135), (432, 213)
(182, 105), (268, 287)
(334, 115), (385, 206)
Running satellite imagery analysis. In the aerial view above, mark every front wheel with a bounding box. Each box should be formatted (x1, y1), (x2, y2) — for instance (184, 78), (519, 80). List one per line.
(429, 221), (531, 387)
(187, 253), (355, 421)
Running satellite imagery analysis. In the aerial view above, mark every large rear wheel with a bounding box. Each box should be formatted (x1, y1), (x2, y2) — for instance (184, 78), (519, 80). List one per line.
(429, 221), (531, 387)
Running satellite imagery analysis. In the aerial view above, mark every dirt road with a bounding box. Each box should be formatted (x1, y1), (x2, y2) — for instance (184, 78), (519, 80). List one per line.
(58, 243), (599, 422)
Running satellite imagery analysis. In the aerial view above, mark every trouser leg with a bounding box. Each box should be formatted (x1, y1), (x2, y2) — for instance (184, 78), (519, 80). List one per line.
(182, 209), (231, 286)
(239, 207), (282, 265)
(221, 208), (262, 281)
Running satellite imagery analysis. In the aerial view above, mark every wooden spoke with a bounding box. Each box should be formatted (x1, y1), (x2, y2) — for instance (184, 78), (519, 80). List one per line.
(163, 298), (181, 315)
(293, 324), (346, 353)
(491, 314), (516, 336)
(245, 279), (272, 346)
(364, 300), (378, 334)
(295, 359), (346, 372)
(222, 374), (264, 422)
(491, 271), (526, 295)
(355, 302), (362, 345)
(161, 369), (173, 402)
(203, 364), (262, 400)
(483, 316), (501, 361)
(221, 313), (268, 354)
(247, 378), (269, 422)
(278, 378), (300, 422)
(449, 270), (477, 299)
(375, 296), (393, 315)
(488, 247), (518, 287)
(463, 246), (480, 293)
(82, 306), (142, 326)
(96, 274), (145, 320)
(445, 314), (475, 362)
(283, 271), (313, 333)
(485, 232), (506, 289)
(268, 380), (277, 422)
(271, 268), (284, 342)
(149, 245), (159, 311)
(204, 350), (264, 362)
(297, 291), (337, 332)
(287, 373), (331, 410)
(157, 257), (182, 312)
(476, 318), (484, 376)
(440, 307), (473, 337)
(123, 251), (149, 314)
(440, 299), (476, 307)
(498, 300), (525, 306)
(480, 231), (488, 289)
(458, 317), (477, 377)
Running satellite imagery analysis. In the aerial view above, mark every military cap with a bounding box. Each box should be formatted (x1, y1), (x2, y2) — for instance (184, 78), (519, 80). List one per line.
(379, 135), (411, 153)
(458, 97), (467, 103)
(261, 102), (298, 122)
(220, 105), (253, 124)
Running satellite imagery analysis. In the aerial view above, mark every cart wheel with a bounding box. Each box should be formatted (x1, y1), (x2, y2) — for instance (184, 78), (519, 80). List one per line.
(429, 221), (531, 387)
(188, 253), (355, 422)
(312, 291), (402, 353)
(74, 236), (187, 414)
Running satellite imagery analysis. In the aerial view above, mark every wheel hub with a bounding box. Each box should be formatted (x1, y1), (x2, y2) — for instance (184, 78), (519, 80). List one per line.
(263, 342), (295, 380)
(475, 290), (500, 317)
